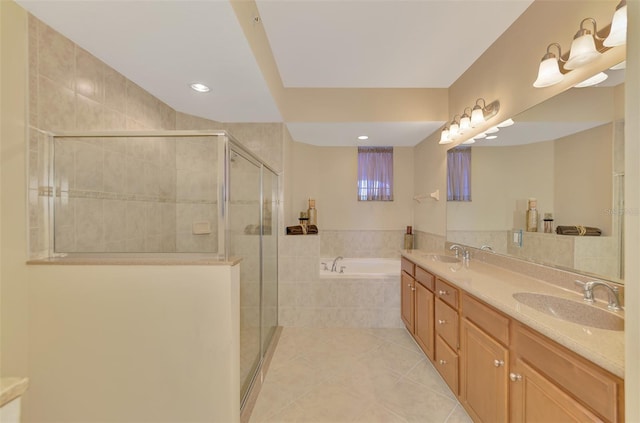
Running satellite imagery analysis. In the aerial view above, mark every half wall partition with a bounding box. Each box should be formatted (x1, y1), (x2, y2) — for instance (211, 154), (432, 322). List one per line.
(38, 130), (278, 409)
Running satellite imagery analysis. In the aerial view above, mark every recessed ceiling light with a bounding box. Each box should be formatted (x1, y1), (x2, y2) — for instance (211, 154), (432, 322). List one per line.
(486, 135), (498, 140)
(358, 135), (369, 140)
(190, 83), (211, 93)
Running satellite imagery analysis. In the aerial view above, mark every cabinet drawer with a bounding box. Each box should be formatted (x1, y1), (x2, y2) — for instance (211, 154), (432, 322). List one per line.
(435, 278), (458, 308)
(462, 293), (509, 346)
(435, 298), (459, 350)
(512, 322), (622, 423)
(436, 335), (459, 395)
(415, 266), (434, 291)
(401, 257), (415, 277)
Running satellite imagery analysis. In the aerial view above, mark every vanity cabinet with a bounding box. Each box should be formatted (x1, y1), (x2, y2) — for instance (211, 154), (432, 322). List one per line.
(510, 322), (624, 423)
(460, 294), (509, 423)
(400, 258), (415, 332)
(400, 255), (623, 423)
(401, 258), (435, 360)
(434, 278), (460, 394)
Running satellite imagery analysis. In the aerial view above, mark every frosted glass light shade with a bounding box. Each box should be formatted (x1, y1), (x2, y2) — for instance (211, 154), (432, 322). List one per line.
(604, 3), (627, 47)
(471, 106), (484, 127)
(574, 71), (608, 88)
(462, 138), (476, 145)
(610, 61), (626, 70)
(533, 57), (564, 87)
(565, 34), (600, 70)
(474, 132), (487, 139)
(449, 122), (460, 138)
(439, 128), (451, 144)
(486, 126), (499, 134)
(459, 115), (471, 133)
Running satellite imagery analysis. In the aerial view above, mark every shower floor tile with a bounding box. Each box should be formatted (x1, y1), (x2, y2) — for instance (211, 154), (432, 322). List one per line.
(248, 327), (471, 423)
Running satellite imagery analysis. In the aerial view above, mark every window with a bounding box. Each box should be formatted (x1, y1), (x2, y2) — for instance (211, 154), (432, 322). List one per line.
(447, 147), (471, 201)
(357, 147), (393, 201)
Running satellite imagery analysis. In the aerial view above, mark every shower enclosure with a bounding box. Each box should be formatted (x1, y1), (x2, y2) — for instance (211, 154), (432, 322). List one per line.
(42, 130), (278, 409)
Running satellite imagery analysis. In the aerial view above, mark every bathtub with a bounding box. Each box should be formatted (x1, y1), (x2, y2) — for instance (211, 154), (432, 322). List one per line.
(319, 257), (400, 278)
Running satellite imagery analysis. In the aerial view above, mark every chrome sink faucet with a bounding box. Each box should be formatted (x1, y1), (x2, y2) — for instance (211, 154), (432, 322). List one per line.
(449, 244), (470, 262)
(577, 280), (623, 311)
(331, 256), (343, 272)
(449, 244), (464, 258)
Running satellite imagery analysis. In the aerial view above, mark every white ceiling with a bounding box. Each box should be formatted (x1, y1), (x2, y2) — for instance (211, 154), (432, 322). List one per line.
(17, 0), (535, 145)
(256, 0), (533, 88)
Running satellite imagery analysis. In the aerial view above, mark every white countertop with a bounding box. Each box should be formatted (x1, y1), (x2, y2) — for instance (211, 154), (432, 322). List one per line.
(402, 250), (625, 378)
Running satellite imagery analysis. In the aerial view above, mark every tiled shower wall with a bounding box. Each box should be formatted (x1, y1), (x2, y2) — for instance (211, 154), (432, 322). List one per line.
(28, 15), (283, 257)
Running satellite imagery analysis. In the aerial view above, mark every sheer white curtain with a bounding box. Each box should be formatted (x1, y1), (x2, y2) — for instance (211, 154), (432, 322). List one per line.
(447, 147), (471, 201)
(357, 147), (394, 201)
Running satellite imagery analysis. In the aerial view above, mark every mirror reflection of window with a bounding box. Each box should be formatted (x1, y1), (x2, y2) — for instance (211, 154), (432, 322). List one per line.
(447, 147), (472, 202)
(357, 147), (394, 201)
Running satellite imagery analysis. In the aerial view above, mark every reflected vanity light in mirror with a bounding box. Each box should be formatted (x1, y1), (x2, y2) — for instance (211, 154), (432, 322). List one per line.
(474, 132), (487, 139)
(498, 118), (515, 127)
(486, 135), (498, 140)
(463, 138), (476, 145)
(486, 126), (499, 134)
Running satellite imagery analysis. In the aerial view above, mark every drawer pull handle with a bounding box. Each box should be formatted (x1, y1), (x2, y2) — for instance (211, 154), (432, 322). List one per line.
(494, 360), (505, 367)
(411, 287), (416, 291)
(438, 319), (446, 325)
(438, 290), (449, 296)
(439, 359), (447, 365)
(509, 373), (522, 382)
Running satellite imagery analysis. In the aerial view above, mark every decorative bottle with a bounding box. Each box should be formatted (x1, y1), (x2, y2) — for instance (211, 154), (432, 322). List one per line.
(404, 226), (414, 250)
(526, 198), (538, 232)
(307, 198), (317, 226)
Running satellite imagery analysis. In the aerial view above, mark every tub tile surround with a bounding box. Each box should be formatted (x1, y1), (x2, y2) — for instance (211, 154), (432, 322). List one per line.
(279, 234), (403, 328)
(27, 15), (285, 258)
(320, 230), (406, 258)
(402, 249), (624, 377)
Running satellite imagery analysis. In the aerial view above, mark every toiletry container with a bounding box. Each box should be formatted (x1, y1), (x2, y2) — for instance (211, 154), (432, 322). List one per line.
(543, 213), (554, 233)
(307, 199), (317, 226)
(404, 226), (414, 250)
(526, 198), (538, 232)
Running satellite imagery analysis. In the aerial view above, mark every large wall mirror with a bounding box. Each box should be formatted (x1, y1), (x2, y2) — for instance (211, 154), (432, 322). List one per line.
(447, 68), (625, 284)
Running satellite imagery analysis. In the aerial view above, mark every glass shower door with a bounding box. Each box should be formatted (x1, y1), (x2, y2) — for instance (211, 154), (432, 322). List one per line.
(261, 169), (278, 353)
(228, 150), (262, 404)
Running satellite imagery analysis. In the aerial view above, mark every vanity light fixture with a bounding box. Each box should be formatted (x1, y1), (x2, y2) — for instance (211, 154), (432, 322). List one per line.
(459, 108), (472, 133)
(470, 98), (500, 127)
(604, 0), (627, 47)
(439, 127), (452, 145)
(357, 135), (369, 140)
(438, 98), (499, 145)
(190, 83), (211, 93)
(474, 132), (487, 139)
(533, 43), (565, 88)
(565, 18), (603, 70)
(485, 126), (499, 134)
(485, 135), (498, 140)
(574, 71), (608, 88)
(449, 116), (461, 139)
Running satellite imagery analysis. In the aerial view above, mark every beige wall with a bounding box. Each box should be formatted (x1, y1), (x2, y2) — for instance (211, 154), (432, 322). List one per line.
(412, 135), (448, 237)
(26, 264), (240, 423)
(555, 123), (613, 235)
(289, 143), (414, 231)
(447, 142), (555, 232)
(1, 0), (30, 383)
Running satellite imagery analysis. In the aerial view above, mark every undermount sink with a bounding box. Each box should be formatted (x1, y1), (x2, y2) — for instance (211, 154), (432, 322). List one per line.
(423, 254), (461, 264)
(513, 292), (624, 331)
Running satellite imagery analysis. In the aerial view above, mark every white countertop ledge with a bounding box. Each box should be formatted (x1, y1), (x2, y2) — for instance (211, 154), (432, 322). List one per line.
(402, 250), (625, 378)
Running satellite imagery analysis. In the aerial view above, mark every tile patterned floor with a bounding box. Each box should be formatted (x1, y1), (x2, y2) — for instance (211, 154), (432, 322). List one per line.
(248, 327), (472, 423)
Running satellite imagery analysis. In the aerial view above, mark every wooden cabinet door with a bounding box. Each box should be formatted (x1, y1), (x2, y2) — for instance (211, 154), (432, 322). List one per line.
(414, 281), (434, 360)
(460, 319), (508, 423)
(510, 358), (603, 422)
(401, 272), (415, 332)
